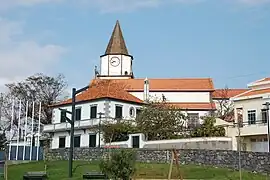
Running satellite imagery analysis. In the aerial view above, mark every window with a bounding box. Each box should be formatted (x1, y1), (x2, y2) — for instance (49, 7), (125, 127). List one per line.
(74, 136), (81, 147)
(59, 137), (66, 148)
(129, 107), (135, 117)
(262, 109), (268, 124)
(60, 110), (66, 123)
(187, 113), (200, 128)
(248, 110), (256, 125)
(89, 134), (97, 147)
(115, 105), (122, 119)
(75, 108), (81, 121)
(90, 105), (97, 119)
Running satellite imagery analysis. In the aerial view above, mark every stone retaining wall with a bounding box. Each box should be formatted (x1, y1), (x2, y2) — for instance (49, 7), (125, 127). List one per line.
(46, 148), (270, 174)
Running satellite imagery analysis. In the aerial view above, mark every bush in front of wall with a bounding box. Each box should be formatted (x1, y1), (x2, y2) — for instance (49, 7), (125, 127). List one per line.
(99, 149), (136, 180)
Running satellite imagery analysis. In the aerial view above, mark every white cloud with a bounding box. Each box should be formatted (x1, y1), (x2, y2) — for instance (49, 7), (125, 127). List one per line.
(0, 0), (63, 11)
(0, 18), (66, 92)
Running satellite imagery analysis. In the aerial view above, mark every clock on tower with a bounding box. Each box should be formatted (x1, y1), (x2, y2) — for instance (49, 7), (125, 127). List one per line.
(110, 57), (120, 67)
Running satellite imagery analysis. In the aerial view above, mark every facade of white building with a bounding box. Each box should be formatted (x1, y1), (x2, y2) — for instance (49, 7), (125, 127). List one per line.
(43, 20), (245, 149)
(230, 77), (270, 152)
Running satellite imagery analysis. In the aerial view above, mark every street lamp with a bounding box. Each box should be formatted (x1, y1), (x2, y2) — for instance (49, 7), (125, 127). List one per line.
(262, 102), (270, 152)
(97, 112), (105, 148)
(59, 85), (89, 178)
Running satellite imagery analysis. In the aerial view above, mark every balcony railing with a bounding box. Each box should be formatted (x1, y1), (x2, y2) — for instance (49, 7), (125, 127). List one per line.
(237, 120), (267, 126)
(235, 120), (268, 136)
(43, 117), (120, 133)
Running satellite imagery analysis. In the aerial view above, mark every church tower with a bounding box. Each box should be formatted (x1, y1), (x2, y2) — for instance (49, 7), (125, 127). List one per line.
(97, 20), (134, 79)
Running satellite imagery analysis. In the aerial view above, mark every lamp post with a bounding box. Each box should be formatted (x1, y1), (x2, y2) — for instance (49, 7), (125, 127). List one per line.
(97, 112), (105, 148)
(59, 85), (89, 178)
(262, 102), (270, 152)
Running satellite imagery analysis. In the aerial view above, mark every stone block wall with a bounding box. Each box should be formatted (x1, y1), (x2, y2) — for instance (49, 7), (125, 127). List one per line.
(46, 148), (270, 174)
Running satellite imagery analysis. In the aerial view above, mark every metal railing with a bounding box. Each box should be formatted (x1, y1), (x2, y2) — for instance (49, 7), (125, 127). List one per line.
(236, 119), (268, 127)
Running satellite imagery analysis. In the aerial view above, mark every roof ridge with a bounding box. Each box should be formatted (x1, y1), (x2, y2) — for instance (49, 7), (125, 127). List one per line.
(127, 78), (213, 80)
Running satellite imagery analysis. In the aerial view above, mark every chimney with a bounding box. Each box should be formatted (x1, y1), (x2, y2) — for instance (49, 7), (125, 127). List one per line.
(144, 78), (149, 102)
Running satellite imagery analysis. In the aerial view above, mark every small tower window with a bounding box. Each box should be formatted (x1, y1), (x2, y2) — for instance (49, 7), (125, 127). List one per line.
(125, 71), (128, 75)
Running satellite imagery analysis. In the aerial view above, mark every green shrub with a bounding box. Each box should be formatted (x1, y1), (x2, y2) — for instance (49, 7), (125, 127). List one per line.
(99, 149), (136, 180)
(191, 116), (226, 137)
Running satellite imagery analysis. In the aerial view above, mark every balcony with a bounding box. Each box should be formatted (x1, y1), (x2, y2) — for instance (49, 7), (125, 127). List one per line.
(43, 117), (116, 133)
(238, 120), (268, 136)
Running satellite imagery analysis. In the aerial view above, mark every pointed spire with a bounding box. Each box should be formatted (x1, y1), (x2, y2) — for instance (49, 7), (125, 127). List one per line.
(105, 20), (129, 55)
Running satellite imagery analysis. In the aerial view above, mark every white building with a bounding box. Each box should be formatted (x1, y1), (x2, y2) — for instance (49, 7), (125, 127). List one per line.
(43, 20), (243, 149)
(231, 77), (270, 152)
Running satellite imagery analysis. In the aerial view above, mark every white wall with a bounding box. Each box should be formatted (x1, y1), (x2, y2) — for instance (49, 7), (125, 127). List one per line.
(130, 91), (211, 103)
(52, 100), (105, 124)
(108, 133), (233, 150)
(234, 97), (268, 124)
(109, 100), (141, 119)
(51, 129), (102, 149)
(100, 55), (132, 76)
(51, 131), (234, 150)
(52, 99), (142, 124)
(232, 97), (270, 136)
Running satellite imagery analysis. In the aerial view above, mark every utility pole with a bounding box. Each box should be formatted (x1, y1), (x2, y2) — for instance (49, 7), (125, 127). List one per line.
(263, 102), (270, 152)
(59, 85), (89, 178)
(0, 93), (3, 122)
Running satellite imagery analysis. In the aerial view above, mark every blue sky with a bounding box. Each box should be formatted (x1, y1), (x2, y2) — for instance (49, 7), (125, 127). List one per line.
(0, 0), (270, 92)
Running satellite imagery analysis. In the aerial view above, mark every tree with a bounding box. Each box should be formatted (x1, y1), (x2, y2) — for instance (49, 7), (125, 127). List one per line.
(100, 121), (138, 143)
(191, 116), (225, 137)
(0, 131), (7, 150)
(214, 87), (234, 122)
(2, 73), (67, 125)
(136, 97), (186, 140)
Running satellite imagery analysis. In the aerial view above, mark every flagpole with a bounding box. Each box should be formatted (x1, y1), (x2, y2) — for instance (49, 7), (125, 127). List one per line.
(29, 102), (35, 161)
(36, 102), (41, 161)
(8, 99), (15, 160)
(23, 101), (28, 161)
(15, 100), (22, 160)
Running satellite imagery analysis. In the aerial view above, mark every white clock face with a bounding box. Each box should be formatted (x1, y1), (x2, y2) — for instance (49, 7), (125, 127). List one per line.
(110, 57), (120, 67)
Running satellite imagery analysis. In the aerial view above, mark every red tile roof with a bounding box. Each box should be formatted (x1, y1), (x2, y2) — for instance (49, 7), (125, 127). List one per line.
(167, 102), (216, 110)
(105, 78), (214, 92)
(236, 88), (270, 98)
(52, 80), (143, 107)
(52, 78), (215, 107)
(254, 77), (270, 83)
(212, 89), (248, 99)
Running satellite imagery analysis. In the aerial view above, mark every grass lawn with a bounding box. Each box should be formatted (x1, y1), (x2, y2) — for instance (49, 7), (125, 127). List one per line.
(5, 160), (269, 180)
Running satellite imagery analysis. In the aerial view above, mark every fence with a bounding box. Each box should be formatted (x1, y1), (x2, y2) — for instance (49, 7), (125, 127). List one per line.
(0, 98), (45, 161)
(8, 145), (43, 161)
